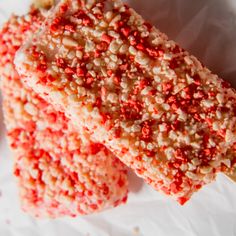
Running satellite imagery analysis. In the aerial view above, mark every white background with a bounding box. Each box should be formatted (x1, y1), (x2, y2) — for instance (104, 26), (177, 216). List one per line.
(1, 0), (236, 235)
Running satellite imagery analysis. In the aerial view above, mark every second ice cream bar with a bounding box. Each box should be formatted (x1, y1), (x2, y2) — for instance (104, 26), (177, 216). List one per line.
(16, 0), (236, 204)
(0, 8), (128, 217)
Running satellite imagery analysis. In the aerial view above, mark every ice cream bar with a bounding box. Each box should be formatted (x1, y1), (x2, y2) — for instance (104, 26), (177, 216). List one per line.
(16, 0), (236, 204)
(0, 8), (128, 218)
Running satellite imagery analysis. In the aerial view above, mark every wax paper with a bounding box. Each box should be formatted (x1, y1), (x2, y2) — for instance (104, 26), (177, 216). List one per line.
(0, 0), (236, 235)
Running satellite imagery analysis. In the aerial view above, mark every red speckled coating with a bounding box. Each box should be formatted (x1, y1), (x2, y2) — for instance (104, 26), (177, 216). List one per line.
(0, 7), (128, 218)
(16, 0), (236, 204)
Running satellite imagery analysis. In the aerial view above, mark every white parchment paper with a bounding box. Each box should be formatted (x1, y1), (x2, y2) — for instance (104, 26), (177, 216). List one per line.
(0, 1), (236, 235)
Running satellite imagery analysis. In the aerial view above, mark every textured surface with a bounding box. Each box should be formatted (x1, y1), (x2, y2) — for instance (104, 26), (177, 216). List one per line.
(16, 0), (236, 204)
(1, 0), (236, 235)
(0, 8), (128, 218)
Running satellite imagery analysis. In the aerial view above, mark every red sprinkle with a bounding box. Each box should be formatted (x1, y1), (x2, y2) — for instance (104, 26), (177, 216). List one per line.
(136, 43), (145, 51)
(56, 58), (66, 68)
(90, 204), (98, 210)
(175, 148), (187, 162)
(83, 17), (92, 26)
(102, 184), (109, 195)
(65, 67), (75, 74)
(60, 4), (68, 14)
(162, 82), (173, 93)
(101, 33), (113, 44)
(96, 42), (108, 51)
(121, 26), (131, 37)
(170, 182), (181, 194)
(114, 76), (121, 85)
(118, 177), (125, 187)
(14, 168), (20, 177)
(89, 143), (103, 155)
(178, 197), (188, 205)
(114, 127), (122, 138)
(107, 70), (113, 77)
(86, 76), (94, 85)
(76, 67), (85, 77)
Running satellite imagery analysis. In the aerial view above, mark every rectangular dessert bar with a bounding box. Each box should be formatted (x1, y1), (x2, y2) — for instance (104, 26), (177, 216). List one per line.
(0, 8), (128, 218)
(16, 0), (236, 204)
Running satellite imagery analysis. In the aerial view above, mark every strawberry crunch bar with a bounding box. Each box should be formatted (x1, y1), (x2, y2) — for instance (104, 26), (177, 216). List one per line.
(0, 8), (128, 217)
(16, 0), (236, 204)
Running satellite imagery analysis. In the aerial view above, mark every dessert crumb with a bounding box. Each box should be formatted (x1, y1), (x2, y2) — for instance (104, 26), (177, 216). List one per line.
(133, 226), (140, 235)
